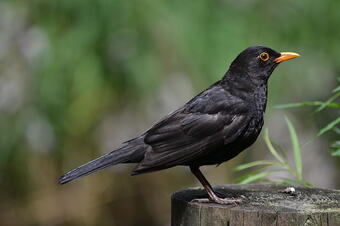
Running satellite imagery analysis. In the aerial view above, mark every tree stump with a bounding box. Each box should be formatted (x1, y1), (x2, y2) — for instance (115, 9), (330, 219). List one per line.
(171, 183), (340, 226)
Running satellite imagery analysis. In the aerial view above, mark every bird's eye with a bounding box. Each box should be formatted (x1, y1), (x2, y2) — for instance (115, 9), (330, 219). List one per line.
(259, 52), (269, 62)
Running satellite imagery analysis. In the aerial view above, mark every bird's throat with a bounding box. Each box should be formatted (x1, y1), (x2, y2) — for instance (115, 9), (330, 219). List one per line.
(221, 71), (269, 116)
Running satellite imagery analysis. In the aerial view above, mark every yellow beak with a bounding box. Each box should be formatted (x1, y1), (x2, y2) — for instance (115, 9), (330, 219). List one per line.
(274, 52), (301, 63)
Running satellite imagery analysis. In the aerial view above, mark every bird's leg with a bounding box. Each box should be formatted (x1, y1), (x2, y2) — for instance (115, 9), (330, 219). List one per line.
(190, 166), (241, 205)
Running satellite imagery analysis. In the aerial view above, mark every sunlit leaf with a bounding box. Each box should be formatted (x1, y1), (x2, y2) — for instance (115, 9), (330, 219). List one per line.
(285, 117), (302, 180)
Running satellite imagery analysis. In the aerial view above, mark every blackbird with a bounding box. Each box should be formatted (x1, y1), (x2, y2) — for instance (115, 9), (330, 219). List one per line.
(59, 46), (300, 204)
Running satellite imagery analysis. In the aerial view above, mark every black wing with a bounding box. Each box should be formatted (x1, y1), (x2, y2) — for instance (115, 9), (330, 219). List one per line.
(132, 85), (250, 174)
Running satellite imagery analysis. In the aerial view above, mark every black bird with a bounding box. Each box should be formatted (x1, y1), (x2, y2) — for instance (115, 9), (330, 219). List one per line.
(59, 46), (300, 204)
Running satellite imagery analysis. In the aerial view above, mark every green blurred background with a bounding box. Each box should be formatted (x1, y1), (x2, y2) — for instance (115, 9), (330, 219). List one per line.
(0, 0), (339, 225)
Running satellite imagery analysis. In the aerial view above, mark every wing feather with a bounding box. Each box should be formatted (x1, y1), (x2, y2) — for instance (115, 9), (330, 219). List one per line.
(133, 84), (250, 174)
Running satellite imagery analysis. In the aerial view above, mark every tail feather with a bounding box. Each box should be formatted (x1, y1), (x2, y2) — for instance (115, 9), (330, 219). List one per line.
(58, 138), (145, 184)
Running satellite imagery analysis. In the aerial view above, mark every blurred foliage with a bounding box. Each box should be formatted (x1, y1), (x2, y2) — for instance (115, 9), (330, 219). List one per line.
(277, 77), (340, 156)
(0, 0), (339, 225)
(235, 118), (313, 187)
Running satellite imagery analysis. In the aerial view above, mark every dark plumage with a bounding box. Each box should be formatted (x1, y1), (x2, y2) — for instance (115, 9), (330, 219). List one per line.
(59, 46), (300, 204)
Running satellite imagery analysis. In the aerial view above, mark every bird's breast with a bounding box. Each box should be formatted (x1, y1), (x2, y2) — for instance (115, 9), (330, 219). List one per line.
(245, 116), (264, 138)
(253, 84), (268, 118)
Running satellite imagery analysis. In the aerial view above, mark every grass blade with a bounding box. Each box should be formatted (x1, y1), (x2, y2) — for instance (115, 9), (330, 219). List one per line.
(234, 160), (282, 171)
(271, 141), (288, 159)
(263, 129), (285, 164)
(275, 102), (340, 109)
(285, 117), (302, 180)
(234, 167), (266, 184)
(237, 170), (280, 184)
(317, 117), (340, 136)
(315, 92), (340, 112)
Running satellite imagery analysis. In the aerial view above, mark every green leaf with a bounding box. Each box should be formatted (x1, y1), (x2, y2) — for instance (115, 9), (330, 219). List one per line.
(234, 167), (266, 184)
(317, 117), (340, 136)
(331, 141), (340, 148)
(271, 141), (288, 159)
(332, 85), (340, 93)
(237, 170), (280, 184)
(275, 102), (340, 109)
(315, 92), (340, 112)
(234, 160), (282, 171)
(285, 117), (302, 180)
(331, 148), (340, 156)
(334, 127), (340, 135)
(263, 129), (285, 164)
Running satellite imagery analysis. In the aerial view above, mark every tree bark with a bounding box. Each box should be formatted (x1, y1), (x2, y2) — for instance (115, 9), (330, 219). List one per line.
(171, 183), (340, 226)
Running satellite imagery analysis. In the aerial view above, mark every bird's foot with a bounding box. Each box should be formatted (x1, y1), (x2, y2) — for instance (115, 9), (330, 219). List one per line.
(192, 197), (242, 205)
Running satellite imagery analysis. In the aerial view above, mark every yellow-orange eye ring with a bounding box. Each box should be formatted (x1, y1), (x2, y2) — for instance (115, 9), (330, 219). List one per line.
(259, 52), (269, 62)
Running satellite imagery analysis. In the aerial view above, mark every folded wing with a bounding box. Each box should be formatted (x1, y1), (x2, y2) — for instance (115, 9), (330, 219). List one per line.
(133, 110), (249, 174)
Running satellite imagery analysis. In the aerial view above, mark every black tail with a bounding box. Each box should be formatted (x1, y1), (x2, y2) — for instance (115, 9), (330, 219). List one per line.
(58, 138), (146, 184)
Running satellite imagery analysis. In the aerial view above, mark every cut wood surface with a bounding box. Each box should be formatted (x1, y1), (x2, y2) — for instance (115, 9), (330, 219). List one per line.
(171, 183), (340, 226)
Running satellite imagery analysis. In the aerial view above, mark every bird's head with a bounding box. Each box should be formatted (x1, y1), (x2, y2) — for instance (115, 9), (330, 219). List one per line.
(227, 46), (300, 82)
